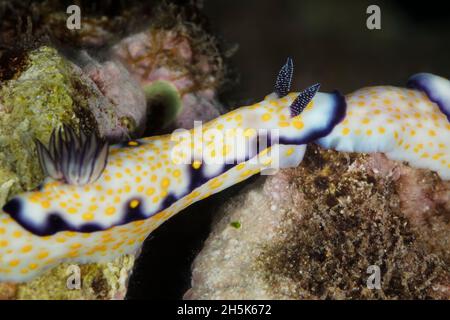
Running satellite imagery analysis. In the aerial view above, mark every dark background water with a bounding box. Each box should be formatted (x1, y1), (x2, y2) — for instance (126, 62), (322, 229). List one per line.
(126, 0), (450, 299)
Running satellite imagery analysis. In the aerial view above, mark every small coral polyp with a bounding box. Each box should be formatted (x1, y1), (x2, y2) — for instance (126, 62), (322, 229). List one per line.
(0, 59), (346, 282)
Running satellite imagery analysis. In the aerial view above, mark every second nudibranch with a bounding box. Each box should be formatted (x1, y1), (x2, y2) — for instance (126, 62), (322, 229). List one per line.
(0, 58), (345, 281)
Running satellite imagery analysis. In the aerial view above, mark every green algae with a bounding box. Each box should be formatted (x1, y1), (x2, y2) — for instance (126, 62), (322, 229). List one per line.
(144, 80), (182, 129)
(230, 221), (241, 229)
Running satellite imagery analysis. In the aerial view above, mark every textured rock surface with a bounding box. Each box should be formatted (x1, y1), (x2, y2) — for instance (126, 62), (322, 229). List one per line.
(0, 255), (134, 300)
(185, 145), (450, 299)
(112, 3), (226, 131)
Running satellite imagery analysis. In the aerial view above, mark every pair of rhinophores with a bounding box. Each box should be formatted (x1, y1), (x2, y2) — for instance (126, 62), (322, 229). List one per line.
(1, 58), (449, 281)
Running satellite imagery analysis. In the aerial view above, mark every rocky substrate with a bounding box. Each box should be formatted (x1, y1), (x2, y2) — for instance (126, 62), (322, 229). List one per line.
(185, 144), (450, 299)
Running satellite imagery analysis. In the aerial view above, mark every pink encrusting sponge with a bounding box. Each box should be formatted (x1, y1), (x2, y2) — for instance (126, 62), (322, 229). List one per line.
(317, 73), (450, 180)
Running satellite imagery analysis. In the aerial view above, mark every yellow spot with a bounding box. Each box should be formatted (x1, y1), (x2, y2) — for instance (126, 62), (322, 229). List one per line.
(70, 243), (82, 249)
(105, 207), (116, 216)
(342, 127), (351, 136)
(366, 129), (373, 136)
(285, 148), (294, 156)
(161, 177), (170, 188)
(192, 160), (202, 170)
(130, 200), (140, 208)
(378, 127), (386, 134)
(21, 245), (33, 253)
(243, 128), (256, 137)
(0, 240), (8, 247)
(12, 230), (22, 238)
(173, 169), (181, 178)
(210, 179), (223, 189)
(428, 130), (436, 137)
(357, 101), (365, 107)
(240, 169), (253, 178)
(68, 207), (78, 214)
(29, 263), (38, 270)
(41, 201), (51, 209)
(82, 213), (94, 221)
(37, 251), (49, 260)
(278, 121), (290, 127)
(146, 187), (155, 196)
(56, 236), (66, 243)
(9, 259), (20, 267)
(261, 113), (271, 122)
(128, 141), (139, 146)
(361, 118), (370, 124)
(293, 120), (304, 130)
(236, 163), (245, 171)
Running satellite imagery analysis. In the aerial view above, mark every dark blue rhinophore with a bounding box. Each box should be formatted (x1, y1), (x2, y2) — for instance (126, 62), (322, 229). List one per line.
(275, 57), (294, 98)
(290, 83), (321, 118)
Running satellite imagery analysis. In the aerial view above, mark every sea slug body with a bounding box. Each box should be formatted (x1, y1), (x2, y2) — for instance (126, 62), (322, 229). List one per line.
(0, 59), (346, 282)
(317, 73), (450, 180)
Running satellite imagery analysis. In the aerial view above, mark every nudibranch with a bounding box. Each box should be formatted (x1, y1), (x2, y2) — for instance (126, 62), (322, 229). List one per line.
(317, 73), (450, 180)
(0, 58), (346, 281)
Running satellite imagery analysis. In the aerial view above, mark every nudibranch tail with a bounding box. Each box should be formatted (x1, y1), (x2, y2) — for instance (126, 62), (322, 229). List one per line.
(317, 73), (450, 180)
(35, 126), (109, 186)
(275, 57), (294, 98)
(290, 83), (321, 118)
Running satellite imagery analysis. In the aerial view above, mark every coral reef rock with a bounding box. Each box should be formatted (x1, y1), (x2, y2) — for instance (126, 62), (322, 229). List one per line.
(0, 255), (134, 300)
(185, 145), (450, 299)
(112, 10), (226, 131)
